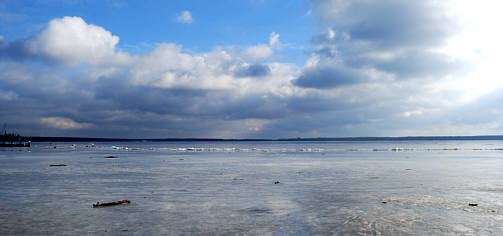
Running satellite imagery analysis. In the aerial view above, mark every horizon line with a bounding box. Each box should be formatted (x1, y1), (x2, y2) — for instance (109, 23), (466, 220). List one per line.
(22, 134), (503, 142)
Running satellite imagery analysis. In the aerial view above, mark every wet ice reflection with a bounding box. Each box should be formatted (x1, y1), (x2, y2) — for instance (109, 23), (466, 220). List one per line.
(1, 141), (503, 235)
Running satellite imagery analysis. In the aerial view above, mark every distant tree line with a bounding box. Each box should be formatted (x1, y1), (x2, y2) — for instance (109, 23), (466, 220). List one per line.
(1, 131), (30, 144)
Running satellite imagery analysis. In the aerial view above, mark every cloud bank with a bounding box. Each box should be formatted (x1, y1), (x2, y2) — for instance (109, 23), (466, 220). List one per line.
(0, 16), (299, 138)
(0, 1), (498, 138)
(296, 0), (462, 89)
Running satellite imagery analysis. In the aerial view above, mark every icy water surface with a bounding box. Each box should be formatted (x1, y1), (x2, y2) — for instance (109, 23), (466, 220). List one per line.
(1, 141), (503, 235)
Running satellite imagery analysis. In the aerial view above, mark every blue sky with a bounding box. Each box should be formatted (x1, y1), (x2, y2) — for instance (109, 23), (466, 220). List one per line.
(1, 0), (503, 138)
(1, 0), (314, 63)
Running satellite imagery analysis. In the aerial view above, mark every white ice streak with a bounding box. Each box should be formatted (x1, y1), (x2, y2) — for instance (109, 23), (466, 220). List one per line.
(108, 145), (503, 153)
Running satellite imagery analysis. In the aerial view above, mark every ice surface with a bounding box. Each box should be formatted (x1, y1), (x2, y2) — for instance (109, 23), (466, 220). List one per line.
(1, 140), (503, 235)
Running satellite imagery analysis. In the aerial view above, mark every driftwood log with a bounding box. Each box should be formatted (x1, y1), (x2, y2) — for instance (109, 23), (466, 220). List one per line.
(93, 200), (131, 208)
(49, 164), (67, 167)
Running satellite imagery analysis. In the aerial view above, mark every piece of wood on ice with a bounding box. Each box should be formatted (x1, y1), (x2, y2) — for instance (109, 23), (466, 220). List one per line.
(93, 200), (131, 208)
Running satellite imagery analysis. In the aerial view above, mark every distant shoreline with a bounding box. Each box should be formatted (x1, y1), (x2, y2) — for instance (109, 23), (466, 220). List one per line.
(24, 135), (503, 142)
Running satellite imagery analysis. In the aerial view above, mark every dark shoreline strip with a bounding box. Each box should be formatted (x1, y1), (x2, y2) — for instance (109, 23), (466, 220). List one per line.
(25, 135), (503, 142)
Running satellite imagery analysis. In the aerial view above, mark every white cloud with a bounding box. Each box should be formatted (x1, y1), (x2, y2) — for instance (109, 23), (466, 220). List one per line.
(3, 10), (501, 138)
(243, 44), (273, 60)
(441, 0), (503, 99)
(128, 43), (296, 95)
(40, 117), (94, 130)
(176, 10), (193, 24)
(327, 29), (335, 39)
(241, 33), (282, 60)
(130, 43), (234, 90)
(26, 16), (124, 66)
(269, 32), (281, 48)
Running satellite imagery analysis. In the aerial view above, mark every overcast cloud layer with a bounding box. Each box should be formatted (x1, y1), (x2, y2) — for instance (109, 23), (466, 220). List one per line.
(1, 1), (502, 138)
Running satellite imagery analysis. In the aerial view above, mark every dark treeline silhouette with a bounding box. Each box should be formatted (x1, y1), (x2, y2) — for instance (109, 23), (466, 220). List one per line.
(1, 131), (31, 147)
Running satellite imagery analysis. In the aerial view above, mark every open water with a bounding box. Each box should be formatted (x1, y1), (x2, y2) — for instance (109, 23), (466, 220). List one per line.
(1, 140), (503, 235)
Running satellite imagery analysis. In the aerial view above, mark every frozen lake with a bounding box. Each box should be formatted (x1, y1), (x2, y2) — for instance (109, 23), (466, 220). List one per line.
(1, 140), (503, 235)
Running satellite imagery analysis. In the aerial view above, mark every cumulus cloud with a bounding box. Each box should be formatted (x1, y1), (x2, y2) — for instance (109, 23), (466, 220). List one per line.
(311, 0), (457, 47)
(40, 117), (94, 130)
(243, 44), (273, 60)
(234, 64), (271, 78)
(269, 32), (281, 48)
(0, 16), (131, 66)
(127, 43), (285, 91)
(27, 16), (119, 65)
(296, 0), (464, 89)
(0, 11), (497, 138)
(0, 16), (302, 138)
(294, 63), (365, 88)
(241, 32), (281, 60)
(176, 10), (193, 24)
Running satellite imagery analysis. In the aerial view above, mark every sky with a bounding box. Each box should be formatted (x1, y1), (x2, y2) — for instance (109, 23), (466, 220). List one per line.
(1, 0), (503, 138)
